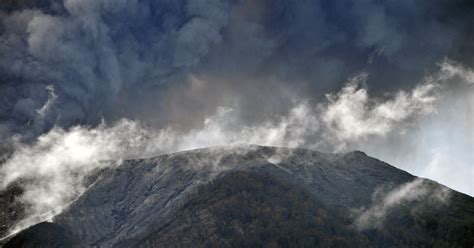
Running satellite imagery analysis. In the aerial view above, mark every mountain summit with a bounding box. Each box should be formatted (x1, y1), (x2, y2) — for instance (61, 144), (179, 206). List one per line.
(3, 145), (474, 247)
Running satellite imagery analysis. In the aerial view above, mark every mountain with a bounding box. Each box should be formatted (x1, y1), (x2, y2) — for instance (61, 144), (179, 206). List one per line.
(2, 145), (474, 247)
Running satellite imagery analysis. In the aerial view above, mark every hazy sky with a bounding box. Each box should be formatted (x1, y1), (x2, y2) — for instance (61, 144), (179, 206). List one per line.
(0, 0), (472, 224)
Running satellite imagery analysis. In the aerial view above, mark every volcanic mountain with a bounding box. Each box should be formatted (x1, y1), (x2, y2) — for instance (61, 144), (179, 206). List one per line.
(2, 145), (474, 247)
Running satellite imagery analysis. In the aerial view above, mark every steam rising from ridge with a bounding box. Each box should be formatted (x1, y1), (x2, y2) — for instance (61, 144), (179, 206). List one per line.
(0, 60), (472, 236)
(355, 178), (450, 230)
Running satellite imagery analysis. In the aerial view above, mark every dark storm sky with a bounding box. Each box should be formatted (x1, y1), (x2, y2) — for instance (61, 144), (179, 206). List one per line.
(0, 0), (473, 139)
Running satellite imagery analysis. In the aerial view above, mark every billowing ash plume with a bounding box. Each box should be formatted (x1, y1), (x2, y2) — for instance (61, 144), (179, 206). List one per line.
(0, 0), (473, 238)
(1, 0), (473, 140)
(0, 0), (231, 140)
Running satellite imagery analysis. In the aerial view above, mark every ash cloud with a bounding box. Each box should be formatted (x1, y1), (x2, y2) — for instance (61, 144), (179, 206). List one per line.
(0, 0), (231, 140)
(1, 0), (473, 140)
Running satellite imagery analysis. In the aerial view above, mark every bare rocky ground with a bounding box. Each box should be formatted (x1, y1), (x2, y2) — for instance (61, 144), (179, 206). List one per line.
(2, 145), (474, 247)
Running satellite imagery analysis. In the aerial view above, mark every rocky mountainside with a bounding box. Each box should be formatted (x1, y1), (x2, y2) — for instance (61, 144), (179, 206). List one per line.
(2, 145), (474, 247)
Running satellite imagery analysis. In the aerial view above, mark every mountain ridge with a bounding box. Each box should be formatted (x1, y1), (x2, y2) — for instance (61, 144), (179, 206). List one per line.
(2, 145), (474, 247)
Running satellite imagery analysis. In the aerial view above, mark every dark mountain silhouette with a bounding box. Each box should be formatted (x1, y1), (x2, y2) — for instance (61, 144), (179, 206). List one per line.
(2, 145), (474, 247)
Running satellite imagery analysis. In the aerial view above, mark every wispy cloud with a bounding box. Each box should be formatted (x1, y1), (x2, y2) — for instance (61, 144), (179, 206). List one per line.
(0, 60), (472, 237)
(36, 85), (58, 119)
(321, 74), (438, 149)
(354, 178), (450, 230)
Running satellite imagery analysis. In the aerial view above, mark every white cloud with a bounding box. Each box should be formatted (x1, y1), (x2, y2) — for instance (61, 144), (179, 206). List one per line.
(321, 73), (439, 150)
(437, 60), (474, 84)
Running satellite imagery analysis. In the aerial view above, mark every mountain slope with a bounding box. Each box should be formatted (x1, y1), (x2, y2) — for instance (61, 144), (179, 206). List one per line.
(2, 222), (83, 248)
(4, 145), (474, 247)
